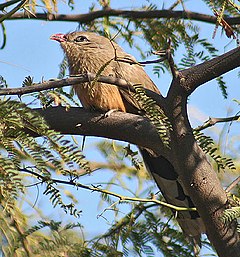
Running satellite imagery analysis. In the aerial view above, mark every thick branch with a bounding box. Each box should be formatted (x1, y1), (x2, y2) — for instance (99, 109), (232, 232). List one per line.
(166, 71), (240, 256)
(33, 105), (240, 256)
(179, 46), (240, 95)
(35, 106), (167, 157)
(2, 9), (240, 25)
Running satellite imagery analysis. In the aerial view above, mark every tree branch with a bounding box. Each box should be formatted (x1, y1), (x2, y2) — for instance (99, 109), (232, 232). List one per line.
(179, 46), (240, 95)
(0, 0), (27, 23)
(2, 9), (240, 25)
(0, 73), (166, 108)
(32, 105), (240, 256)
(0, 0), (22, 11)
(225, 176), (240, 193)
(21, 168), (195, 212)
(194, 115), (240, 131)
(35, 106), (168, 157)
(165, 49), (240, 255)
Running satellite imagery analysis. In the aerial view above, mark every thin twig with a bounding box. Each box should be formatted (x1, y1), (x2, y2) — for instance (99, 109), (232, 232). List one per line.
(139, 57), (166, 65)
(0, 0), (22, 11)
(169, 0), (183, 10)
(97, 201), (120, 219)
(0, 0), (27, 23)
(167, 38), (178, 79)
(153, 39), (179, 79)
(103, 203), (157, 237)
(225, 175), (240, 193)
(194, 115), (240, 131)
(20, 168), (196, 212)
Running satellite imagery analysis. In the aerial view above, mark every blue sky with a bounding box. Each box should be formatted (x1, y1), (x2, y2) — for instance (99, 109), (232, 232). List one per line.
(1, 1), (239, 256)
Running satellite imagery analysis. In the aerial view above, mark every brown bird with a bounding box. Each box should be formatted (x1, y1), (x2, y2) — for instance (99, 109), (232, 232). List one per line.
(50, 31), (205, 240)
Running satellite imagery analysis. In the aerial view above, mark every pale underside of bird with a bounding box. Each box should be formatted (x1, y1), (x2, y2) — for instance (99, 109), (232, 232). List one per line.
(50, 31), (205, 241)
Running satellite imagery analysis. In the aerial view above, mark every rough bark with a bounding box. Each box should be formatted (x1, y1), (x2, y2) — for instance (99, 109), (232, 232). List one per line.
(165, 77), (240, 256)
(35, 107), (167, 155)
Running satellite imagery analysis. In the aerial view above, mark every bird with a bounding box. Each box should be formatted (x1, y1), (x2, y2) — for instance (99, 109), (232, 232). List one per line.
(50, 31), (205, 240)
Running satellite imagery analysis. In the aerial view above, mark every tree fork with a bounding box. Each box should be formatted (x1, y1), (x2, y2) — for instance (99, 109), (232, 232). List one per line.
(164, 60), (240, 255)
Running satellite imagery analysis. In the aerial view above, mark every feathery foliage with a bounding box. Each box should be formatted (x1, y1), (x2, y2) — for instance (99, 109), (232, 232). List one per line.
(97, 205), (198, 257)
(0, 98), (90, 214)
(123, 144), (143, 171)
(133, 84), (172, 148)
(96, 140), (147, 179)
(221, 194), (240, 232)
(222, 206), (240, 229)
(194, 130), (236, 171)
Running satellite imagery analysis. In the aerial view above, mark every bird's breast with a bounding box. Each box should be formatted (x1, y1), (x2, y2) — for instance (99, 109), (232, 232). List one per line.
(73, 82), (127, 112)
(69, 56), (127, 112)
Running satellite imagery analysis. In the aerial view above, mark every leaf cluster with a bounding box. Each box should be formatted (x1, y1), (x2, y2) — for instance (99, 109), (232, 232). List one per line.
(91, 206), (199, 257)
(0, 0), (239, 256)
(221, 193), (240, 232)
(0, 98), (90, 214)
(133, 85), (172, 148)
(194, 130), (236, 171)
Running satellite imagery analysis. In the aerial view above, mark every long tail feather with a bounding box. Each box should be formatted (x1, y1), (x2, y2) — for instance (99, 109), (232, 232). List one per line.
(140, 148), (205, 239)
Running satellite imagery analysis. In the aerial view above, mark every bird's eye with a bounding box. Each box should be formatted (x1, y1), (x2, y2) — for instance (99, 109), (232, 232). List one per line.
(74, 36), (88, 42)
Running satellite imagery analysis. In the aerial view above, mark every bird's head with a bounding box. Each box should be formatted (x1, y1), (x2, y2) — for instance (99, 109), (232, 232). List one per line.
(50, 31), (120, 73)
(50, 31), (115, 52)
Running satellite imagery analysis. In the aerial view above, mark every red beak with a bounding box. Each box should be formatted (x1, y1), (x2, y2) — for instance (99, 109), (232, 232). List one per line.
(50, 33), (67, 43)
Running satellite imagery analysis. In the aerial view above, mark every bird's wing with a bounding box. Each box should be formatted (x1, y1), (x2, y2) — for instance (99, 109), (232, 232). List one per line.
(140, 148), (205, 240)
(112, 54), (160, 113)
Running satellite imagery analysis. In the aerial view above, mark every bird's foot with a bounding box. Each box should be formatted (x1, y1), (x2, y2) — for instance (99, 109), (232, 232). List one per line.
(104, 109), (118, 118)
